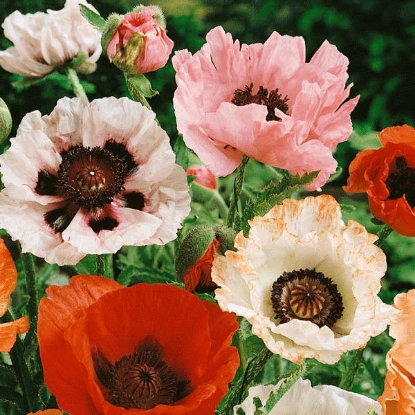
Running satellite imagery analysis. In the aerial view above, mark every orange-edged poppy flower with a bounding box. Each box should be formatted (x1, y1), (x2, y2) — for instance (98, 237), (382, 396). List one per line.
(28, 410), (63, 415)
(378, 290), (415, 414)
(0, 238), (29, 352)
(344, 124), (415, 236)
(38, 275), (239, 415)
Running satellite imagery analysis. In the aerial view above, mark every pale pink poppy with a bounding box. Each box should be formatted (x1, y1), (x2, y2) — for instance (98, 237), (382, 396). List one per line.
(0, 0), (102, 78)
(173, 26), (359, 190)
(0, 97), (190, 265)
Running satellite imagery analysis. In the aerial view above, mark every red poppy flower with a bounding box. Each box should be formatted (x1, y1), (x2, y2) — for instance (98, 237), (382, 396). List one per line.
(344, 125), (415, 236)
(0, 238), (29, 352)
(38, 276), (239, 415)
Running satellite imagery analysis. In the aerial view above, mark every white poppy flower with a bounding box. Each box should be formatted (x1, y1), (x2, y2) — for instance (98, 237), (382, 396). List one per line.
(0, 0), (102, 77)
(234, 378), (382, 414)
(212, 195), (397, 364)
(0, 97), (190, 265)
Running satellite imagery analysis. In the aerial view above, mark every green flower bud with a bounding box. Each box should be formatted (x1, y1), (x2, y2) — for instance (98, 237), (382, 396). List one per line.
(0, 98), (12, 143)
(175, 225), (236, 292)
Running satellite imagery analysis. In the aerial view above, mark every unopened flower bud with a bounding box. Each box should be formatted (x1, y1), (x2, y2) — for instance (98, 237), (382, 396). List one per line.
(187, 165), (217, 202)
(102, 5), (174, 75)
(0, 98), (12, 143)
(176, 226), (236, 292)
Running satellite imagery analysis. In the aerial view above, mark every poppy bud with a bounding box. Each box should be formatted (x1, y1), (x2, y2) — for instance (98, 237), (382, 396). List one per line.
(0, 98), (12, 143)
(187, 165), (217, 203)
(102, 5), (174, 75)
(176, 225), (236, 292)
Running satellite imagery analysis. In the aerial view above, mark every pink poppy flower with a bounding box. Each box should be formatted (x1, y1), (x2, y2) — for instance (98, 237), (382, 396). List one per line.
(173, 26), (359, 190)
(0, 0), (102, 78)
(0, 97), (190, 265)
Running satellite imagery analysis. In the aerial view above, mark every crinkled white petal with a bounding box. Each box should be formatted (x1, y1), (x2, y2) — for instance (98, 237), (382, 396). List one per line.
(212, 195), (398, 364)
(0, 194), (84, 266)
(234, 379), (382, 414)
(0, 97), (190, 265)
(0, 1), (101, 77)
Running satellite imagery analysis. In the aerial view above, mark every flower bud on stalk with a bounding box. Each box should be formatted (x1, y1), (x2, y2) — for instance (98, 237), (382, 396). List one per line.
(0, 98), (12, 144)
(176, 226), (236, 292)
(102, 5), (174, 75)
(187, 165), (217, 203)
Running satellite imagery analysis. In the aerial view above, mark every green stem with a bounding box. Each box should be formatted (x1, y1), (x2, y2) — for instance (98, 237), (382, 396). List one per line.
(65, 67), (87, 98)
(22, 253), (38, 327)
(211, 190), (229, 220)
(4, 312), (37, 413)
(339, 348), (364, 390)
(374, 224), (393, 248)
(226, 155), (250, 230)
(216, 347), (273, 415)
(95, 254), (115, 279)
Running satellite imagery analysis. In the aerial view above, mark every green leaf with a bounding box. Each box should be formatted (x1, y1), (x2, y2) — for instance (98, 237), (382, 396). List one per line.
(242, 171), (319, 234)
(79, 4), (106, 31)
(117, 265), (176, 286)
(0, 388), (25, 410)
(263, 361), (314, 413)
(173, 134), (189, 171)
(125, 73), (158, 102)
(75, 254), (98, 275)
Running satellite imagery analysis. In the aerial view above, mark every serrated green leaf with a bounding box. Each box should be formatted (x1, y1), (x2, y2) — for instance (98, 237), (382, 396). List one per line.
(79, 4), (106, 31)
(262, 361), (314, 413)
(242, 171), (319, 234)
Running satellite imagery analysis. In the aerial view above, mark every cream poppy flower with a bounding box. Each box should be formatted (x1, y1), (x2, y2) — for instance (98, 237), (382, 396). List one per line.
(212, 195), (397, 364)
(234, 378), (382, 414)
(0, 97), (190, 265)
(0, 0), (102, 78)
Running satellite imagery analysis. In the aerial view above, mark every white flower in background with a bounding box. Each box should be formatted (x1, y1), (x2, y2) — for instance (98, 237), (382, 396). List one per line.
(212, 195), (397, 364)
(0, 0), (102, 77)
(0, 97), (190, 265)
(234, 378), (382, 414)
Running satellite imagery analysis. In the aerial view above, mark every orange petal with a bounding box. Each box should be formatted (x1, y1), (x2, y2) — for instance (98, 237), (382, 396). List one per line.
(390, 290), (415, 345)
(0, 239), (18, 317)
(378, 125), (415, 147)
(343, 149), (379, 193)
(28, 410), (63, 415)
(0, 316), (29, 352)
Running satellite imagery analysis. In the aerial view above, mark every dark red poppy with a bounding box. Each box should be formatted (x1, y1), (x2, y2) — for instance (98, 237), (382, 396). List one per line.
(38, 276), (239, 415)
(344, 125), (415, 236)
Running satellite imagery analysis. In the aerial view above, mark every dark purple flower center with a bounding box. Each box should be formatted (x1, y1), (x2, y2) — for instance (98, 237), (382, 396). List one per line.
(92, 337), (190, 410)
(271, 268), (343, 328)
(386, 156), (415, 207)
(35, 140), (145, 234)
(232, 83), (289, 121)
